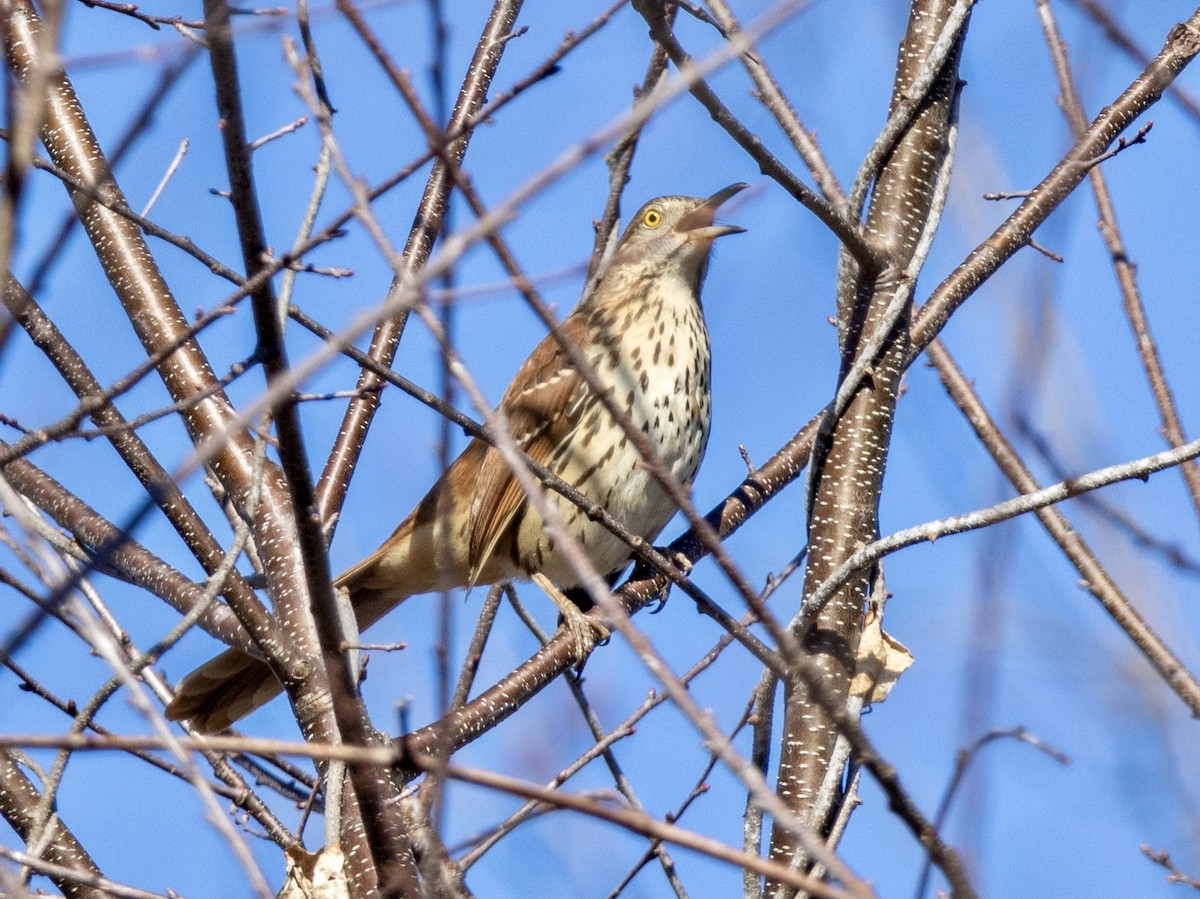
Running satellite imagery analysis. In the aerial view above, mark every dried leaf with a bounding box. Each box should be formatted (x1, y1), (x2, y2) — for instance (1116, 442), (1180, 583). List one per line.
(850, 605), (913, 703)
(278, 846), (349, 899)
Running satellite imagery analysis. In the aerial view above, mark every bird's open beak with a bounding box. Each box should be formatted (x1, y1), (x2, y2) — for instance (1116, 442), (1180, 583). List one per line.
(677, 182), (749, 241)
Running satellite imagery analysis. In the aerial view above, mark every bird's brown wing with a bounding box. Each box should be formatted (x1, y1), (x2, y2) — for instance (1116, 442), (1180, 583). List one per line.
(467, 315), (593, 583)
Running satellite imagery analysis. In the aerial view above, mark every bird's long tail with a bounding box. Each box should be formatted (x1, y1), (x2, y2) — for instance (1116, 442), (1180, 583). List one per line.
(165, 444), (488, 732)
(163, 578), (407, 733)
(164, 647), (284, 733)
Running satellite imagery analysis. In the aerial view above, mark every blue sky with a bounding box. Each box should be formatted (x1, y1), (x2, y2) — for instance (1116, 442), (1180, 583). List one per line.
(3, 1), (1200, 896)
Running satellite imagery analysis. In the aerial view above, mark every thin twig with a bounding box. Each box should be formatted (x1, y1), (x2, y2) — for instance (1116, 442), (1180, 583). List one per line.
(76, 0), (205, 30)
(1036, 0), (1200, 525)
(1140, 844), (1200, 890)
(248, 115), (307, 151)
(0, 844), (169, 899)
(802, 436), (1200, 638)
(915, 728), (1068, 899)
(139, 137), (188, 217)
(926, 340), (1200, 717)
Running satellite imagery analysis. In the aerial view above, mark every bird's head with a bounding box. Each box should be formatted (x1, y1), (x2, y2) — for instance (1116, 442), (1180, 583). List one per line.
(609, 183), (748, 294)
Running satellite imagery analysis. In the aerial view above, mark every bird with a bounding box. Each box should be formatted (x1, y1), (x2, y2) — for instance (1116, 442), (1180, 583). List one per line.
(165, 184), (747, 733)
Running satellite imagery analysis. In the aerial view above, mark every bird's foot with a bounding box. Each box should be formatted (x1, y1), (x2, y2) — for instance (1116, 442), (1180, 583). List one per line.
(532, 572), (609, 662)
(563, 605), (609, 661)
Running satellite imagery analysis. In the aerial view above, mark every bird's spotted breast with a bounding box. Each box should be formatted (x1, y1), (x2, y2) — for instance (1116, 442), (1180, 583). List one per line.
(514, 275), (712, 586)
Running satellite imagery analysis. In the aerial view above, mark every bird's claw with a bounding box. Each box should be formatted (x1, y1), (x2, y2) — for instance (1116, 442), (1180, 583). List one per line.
(643, 547), (695, 613)
(669, 550), (695, 576)
(649, 587), (670, 613)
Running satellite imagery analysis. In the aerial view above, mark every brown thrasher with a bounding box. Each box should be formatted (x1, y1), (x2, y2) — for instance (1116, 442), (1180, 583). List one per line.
(165, 184), (746, 732)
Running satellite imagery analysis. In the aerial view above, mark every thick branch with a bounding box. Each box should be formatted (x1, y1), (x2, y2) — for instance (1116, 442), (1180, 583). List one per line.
(0, 443), (260, 652)
(203, 1), (419, 891)
(0, 748), (104, 899)
(771, 1), (970, 894)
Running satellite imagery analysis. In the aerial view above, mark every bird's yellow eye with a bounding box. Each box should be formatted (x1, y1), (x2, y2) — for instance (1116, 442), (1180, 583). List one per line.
(642, 208), (663, 228)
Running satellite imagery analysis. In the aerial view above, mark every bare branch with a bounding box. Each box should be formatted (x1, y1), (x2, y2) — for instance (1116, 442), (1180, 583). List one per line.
(923, 340), (1200, 716)
(634, 0), (878, 271)
(316, 0), (527, 526)
(1035, 0), (1200, 523)
(913, 11), (1200, 349)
